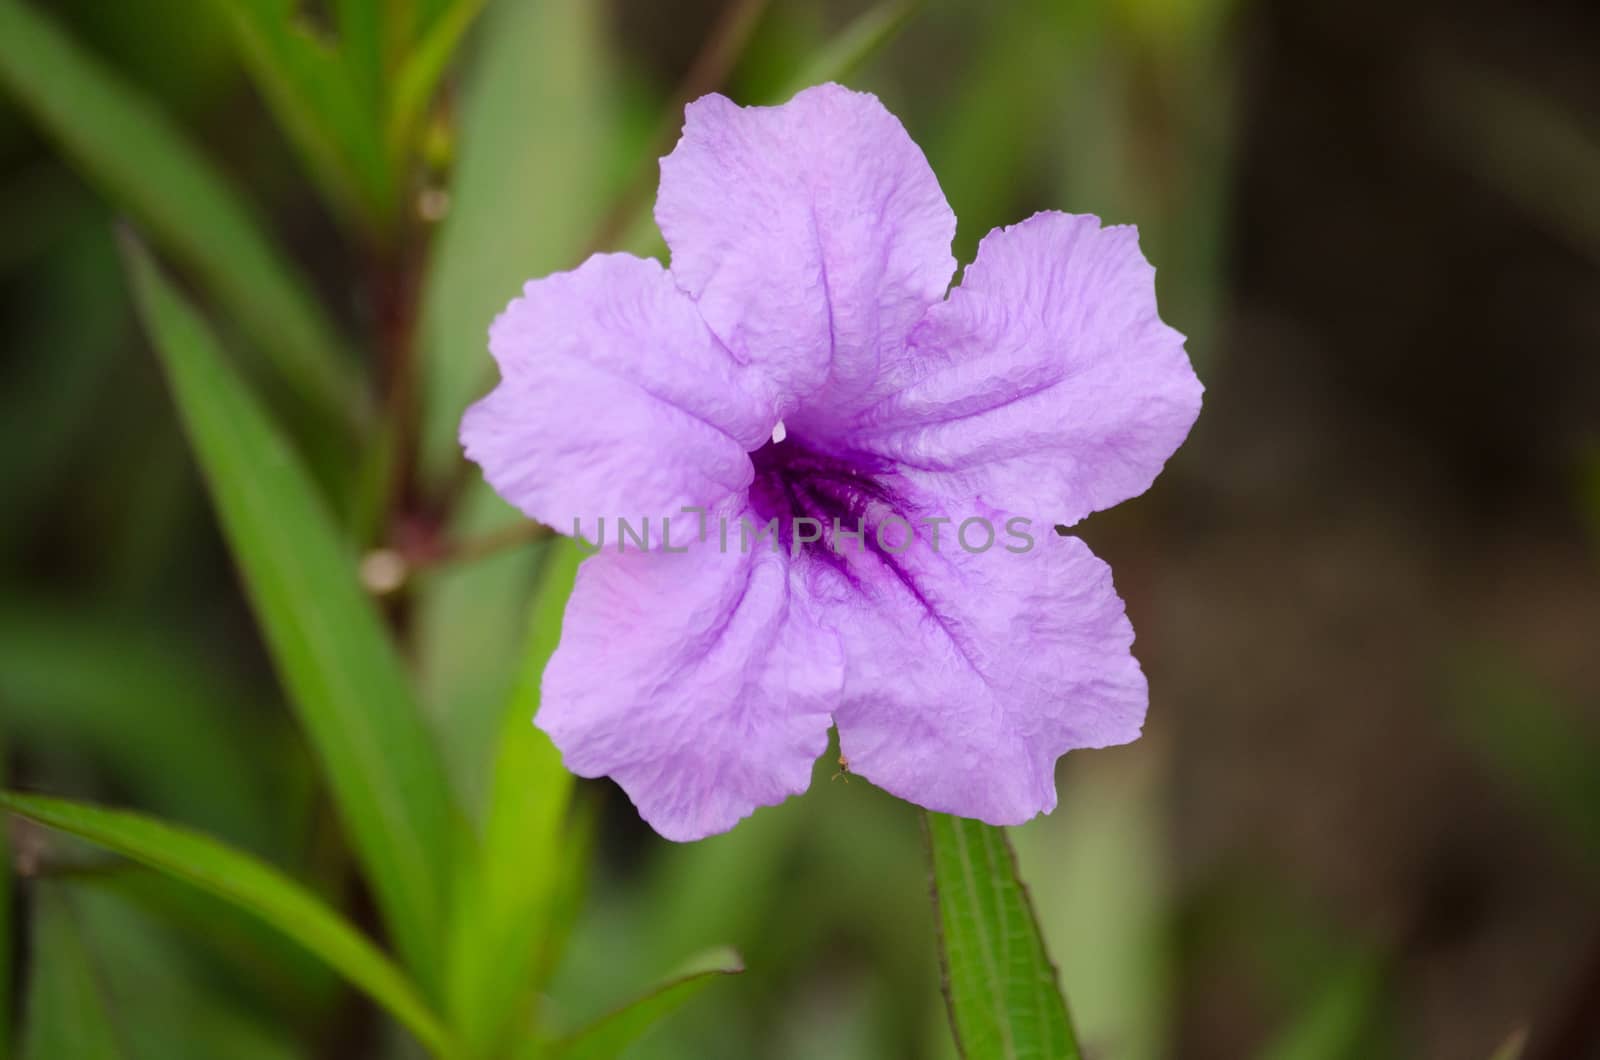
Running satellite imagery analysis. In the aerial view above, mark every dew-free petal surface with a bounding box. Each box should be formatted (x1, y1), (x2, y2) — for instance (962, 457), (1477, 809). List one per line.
(656, 83), (957, 424)
(849, 212), (1203, 527)
(539, 533), (843, 840)
(461, 253), (774, 540)
(826, 523), (1147, 825)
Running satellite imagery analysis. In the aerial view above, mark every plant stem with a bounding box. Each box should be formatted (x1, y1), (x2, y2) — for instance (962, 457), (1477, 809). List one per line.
(361, 520), (553, 595)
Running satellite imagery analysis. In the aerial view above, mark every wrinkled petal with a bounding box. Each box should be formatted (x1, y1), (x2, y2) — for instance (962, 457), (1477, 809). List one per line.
(539, 533), (842, 840)
(824, 518), (1147, 825)
(848, 212), (1203, 527)
(461, 253), (775, 541)
(656, 83), (956, 423)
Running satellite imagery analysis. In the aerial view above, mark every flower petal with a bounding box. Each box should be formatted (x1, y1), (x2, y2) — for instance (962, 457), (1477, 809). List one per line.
(826, 524), (1146, 825)
(539, 533), (842, 841)
(850, 212), (1203, 527)
(461, 254), (774, 540)
(656, 84), (956, 421)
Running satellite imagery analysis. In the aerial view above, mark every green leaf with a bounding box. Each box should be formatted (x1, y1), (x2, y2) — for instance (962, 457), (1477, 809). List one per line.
(1010, 754), (1172, 1060)
(774, 0), (923, 101)
(1451, 655), (1600, 870)
(335, 0), (385, 107)
(388, 0), (490, 157)
(0, 599), (290, 854)
(1256, 953), (1386, 1060)
(923, 813), (1080, 1060)
(4, 794), (455, 1058)
(44, 880), (305, 1060)
(209, 0), (396, 231)
(121, 239), (459, 994)
(0, 0), (362, 434)
(93, 869), (339, 1029)
(922, 3), (1067, 265)
(413, 489), (545, 809)
(20, 887), (129, 1060)
(446, 540), (584, 1056)
(544, 947), (745, 1060)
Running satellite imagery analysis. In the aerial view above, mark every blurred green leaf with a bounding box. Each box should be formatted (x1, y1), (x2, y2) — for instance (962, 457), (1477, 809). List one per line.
(544, 947), (745, 1060)
(595, 0), (923, 259)
(53, 880), (305, 1060)
(20, 887), (129, 1060)
(1451, 656), (1600, 870)
(122, 240), (459, 993)
(0, 600), (289, 853)
(1581, 443), (1600, 553)
(924, 813), (1080, 1060)
(416, 0), (623, 484)
(208, 0), (395, 231)
(1487, 1029), (1528, 1060)
(775, 0), (922, 101)
(98, 869), (339, 1032)
(1484, 1031), (1523, 1060)
(389, 0), (489, 157)
(0, 206), (122, 536)
(533, 795), (600, 1000)
(923, 3), (1067, 264)
(0, 741), (9, 1060)
(0, 0), (362, 436)
(1012, 753), (1173, 1060)
(335, 0), (385, 107)
(1423, 62), (1600, 264)
(2, 793), (455, 1059)
(1256, 953), (1387, 1060)
(413, 489), (543, 809)
(446, 540), (583, 1057)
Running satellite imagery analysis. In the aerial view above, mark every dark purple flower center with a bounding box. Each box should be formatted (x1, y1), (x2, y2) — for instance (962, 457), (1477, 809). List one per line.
(747, 433), (896, 555)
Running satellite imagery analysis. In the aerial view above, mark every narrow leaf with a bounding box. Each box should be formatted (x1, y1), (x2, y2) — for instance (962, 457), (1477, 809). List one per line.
(0, 599), (288, 852)
(546, 947), (745, 1060)
(446, 540), (584, 1055)
(2, 794), (454, 1058)
(20, 887), (129, 1060)
(47, 881), (306, 1060)
(924, 813), (1080, 1060)
(210, 0), (396, 229)
(1010, 754), (1172, 1060)
(122, 239), (458, 994)
(388, 0), (490, 156)
(335, 0), (385, 108)
(0, 1), (361, 433)
(412, 489), (544, 808)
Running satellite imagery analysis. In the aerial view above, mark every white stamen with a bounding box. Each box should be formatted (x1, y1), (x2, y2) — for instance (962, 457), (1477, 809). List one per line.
(771, 420), (787, 445)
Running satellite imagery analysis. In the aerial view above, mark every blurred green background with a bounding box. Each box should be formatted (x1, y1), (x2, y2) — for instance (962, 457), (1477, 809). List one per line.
(2, 0), (1598, 1057)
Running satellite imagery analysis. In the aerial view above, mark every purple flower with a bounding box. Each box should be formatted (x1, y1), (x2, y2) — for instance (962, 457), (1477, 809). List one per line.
(461, 84), (1202, 841)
